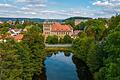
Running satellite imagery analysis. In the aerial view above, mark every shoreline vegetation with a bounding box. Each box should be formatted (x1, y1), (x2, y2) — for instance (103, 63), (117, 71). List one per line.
(45, 44), (72, 48)
(0, 15), (120, 80)
(45, 47), (72, 53)
(72, 15), (120, 80)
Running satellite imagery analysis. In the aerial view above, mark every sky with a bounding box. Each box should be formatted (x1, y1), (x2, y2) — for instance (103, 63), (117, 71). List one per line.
(0, 0), (120, 19)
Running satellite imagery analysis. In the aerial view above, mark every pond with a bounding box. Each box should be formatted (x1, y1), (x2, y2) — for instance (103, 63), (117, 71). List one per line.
(39, 51), (94, 80)
(45, 52), (78, 80)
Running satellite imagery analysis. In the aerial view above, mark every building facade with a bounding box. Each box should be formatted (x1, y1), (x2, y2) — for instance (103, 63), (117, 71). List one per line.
(43, 22), (73, 37)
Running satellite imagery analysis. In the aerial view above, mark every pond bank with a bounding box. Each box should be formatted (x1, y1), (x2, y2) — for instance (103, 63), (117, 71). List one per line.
(45, 44), (72, 48)
(45, 47), (72, 53)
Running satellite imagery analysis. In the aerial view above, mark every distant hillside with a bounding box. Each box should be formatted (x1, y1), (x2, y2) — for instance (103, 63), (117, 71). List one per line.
(0, 17), (64, 23)
(0, 17), (92, 23)
(65, 17), (92, 21)
(0, 17), (43, 22)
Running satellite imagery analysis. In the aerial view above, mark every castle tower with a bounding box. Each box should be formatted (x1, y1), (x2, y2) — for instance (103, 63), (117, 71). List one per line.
(43, 21), (54, 36)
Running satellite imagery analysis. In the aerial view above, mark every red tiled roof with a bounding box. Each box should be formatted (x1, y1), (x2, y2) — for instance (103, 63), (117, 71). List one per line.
(12, 34), (24, 41)
(0, 34), (10, 39)
(0, 34), (23, 41)
(51, 22), (73, 32)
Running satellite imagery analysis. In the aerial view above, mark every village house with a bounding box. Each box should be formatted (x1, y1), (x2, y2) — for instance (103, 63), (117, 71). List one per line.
(0, 34), (23, 42)
(0, 28), (24, 42)
(8, 28), (23, 42)
(8, 28), (22, 36)
(11, 34), (24, 42)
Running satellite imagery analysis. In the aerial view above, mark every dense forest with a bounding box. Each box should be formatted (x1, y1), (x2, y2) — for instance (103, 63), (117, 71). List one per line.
(0, 22), (45, 80)
(72, 15), (120, 80)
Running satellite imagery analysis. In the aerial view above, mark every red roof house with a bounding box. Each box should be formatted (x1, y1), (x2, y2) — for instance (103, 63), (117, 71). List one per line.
(51, 23), (73, 32)
(43, 22), (73, 37)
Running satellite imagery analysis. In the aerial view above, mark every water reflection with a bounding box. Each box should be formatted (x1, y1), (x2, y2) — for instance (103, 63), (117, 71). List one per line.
(72, 55), (94, 80)
(45, 52), (78, 80)
(64, 52), (71, 57)
(38, 52), (94, 80)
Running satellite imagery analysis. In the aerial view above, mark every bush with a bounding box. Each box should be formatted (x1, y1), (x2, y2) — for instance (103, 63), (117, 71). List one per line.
(46, 35), (58, 44)
(63, 35), (73, 44)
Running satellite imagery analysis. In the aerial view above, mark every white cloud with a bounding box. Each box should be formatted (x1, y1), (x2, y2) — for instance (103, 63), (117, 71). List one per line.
(1, 0), (119, 18)
(92, 0), (120, 18)
(24, 12), (37, 15)
(0, 3), (15, 8)
(26, 4), (46, 9)
(0, 0), (95, 19)
(111, 0), (120, 2)
(21, 7), (30, 10)
(16, 0), (46, 4)
(93, 0), (120, 8)
(93, 1), (113, 7)
(16, 0), (26, 2)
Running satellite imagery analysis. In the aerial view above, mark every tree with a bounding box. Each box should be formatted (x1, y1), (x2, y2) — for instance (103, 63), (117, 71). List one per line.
(15, 19), (19, 25)
(64, 19), (75, 28)
(95, 23), (120, 80)
(108, 15), (120, 30)
(72, 36), (100, 73)
(0, 22), (45, 80)
(74, 22), (86, 30)
(59, 38), (64, 44)
(63, 35), (73, 44)
(72, 15), (120, 80)
(0, 39), (22, 80)
(15, 42), (33, 80)
(85, 19), (106, 40)
(0, 27), (9, 34)
(15, 24), (25, 29)
(22, 26), (45, 79)
(1, 22), (10, 28)
(46, 35), (58, 44)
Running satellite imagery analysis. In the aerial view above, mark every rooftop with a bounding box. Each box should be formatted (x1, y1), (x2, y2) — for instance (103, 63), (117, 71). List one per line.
(11, 34), (24, 41)
(51, 22), (73, 32)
